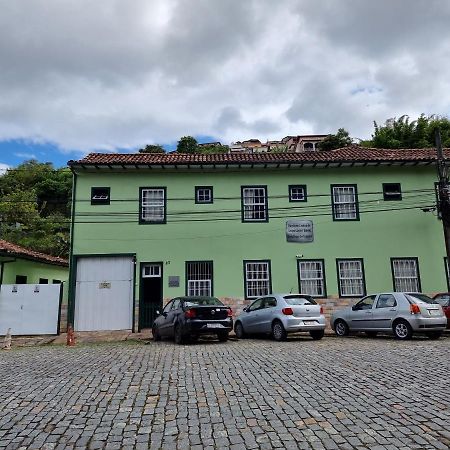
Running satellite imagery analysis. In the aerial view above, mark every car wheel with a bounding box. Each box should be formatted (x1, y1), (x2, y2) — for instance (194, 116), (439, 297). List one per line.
(310, 330), (324, 340)
(217, 331), (229, 342)
(334, 319), (349, 337)
(426, 331), (442, 340)
(365, 331), (378, 338)
(272, 320), (287, 341)
(152, 325), (161, 341)
(174, 324), (186, 345)
(393, 320), (412, 340)
(234, 322), (246, 339)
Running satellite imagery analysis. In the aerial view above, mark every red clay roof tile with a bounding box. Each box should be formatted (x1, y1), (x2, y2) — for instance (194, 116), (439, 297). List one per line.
(68, 145), (450, 167)
(0, 240), (68, 267)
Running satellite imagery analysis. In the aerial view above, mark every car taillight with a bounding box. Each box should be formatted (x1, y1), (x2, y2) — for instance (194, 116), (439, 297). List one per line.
(185, 309), (196, 319)
(282, 307), (294, 315)
(410, 304), (421, 315)
(320, 306), (324, 315)
(227, 308), (233, 317)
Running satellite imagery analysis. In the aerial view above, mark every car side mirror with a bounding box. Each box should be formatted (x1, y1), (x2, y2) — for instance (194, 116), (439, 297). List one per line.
(352, 305), (358, 311)
(243, 307), (248, 312)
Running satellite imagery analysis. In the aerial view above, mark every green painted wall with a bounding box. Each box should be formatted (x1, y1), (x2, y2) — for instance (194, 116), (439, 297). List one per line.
(72, 165), (446, 300)
(1, 258), (69, 302)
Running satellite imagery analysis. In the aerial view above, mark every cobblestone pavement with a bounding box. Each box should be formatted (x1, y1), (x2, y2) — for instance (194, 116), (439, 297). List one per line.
(1, 335), (449, 450)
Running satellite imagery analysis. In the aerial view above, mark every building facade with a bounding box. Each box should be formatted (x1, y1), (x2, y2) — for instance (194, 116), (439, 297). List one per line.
(67, 147), (448, 332)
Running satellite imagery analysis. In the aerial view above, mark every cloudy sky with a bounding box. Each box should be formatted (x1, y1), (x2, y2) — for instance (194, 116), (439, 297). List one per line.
(0, 0), (450, 169)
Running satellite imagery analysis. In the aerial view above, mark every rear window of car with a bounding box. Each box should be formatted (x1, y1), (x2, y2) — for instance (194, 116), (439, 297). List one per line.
(183, 297), (224, 307)
(405, 293), (437, 304)
(283, 295), (317, 306)
(434, 295), (450, 307)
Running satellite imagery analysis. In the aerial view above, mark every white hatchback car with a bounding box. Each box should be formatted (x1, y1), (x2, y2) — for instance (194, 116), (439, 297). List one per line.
(234, 293), (326, 341)
(331, 292), (447, 340)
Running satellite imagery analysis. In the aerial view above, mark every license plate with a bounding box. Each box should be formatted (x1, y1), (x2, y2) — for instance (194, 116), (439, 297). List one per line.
(429, 310), (440, 316)
(206, 323), (224, 329)
(303, 320), (316, 325)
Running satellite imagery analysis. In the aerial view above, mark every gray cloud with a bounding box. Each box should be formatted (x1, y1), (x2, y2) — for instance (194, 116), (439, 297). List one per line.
(0, 0), (449, 152)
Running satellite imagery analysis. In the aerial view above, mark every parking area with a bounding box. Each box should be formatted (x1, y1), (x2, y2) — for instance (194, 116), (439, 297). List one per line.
(1, 335), (449, 450)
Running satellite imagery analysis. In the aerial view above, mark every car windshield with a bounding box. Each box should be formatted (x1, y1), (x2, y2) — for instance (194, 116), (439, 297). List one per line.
(183, 297), (224, 307)
(406, 293), (437, 304)
(283, 295), (317, 306)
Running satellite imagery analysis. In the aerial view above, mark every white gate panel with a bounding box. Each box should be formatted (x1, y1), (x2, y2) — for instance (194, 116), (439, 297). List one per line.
(0, 284), (61, 335)
(74, 256), (134, 331)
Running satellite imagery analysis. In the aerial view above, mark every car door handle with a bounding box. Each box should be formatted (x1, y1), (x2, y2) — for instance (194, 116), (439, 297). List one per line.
(365, 311), (372, 314)
(389, 309), (396, 311)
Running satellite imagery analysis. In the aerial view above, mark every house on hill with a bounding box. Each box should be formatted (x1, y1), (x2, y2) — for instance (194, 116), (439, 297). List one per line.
(67, 146), (448, 332)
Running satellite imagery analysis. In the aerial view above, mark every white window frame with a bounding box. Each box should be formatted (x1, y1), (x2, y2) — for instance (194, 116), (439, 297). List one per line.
(195, 187), (213, 204)
(298, 260), (326, 297)
(244, 261), (271, 299)
(289, 185), (307, 202)
(242, 186), (268, 222)
(337, 259), (365, 297)
(140, 188), (166, 223)
(332, 185), (358, 220)
(187, 280), (211, 297)
(186, 261), (213, 296)
(391, 258), (420, 292)
(142, 264), (161, 278)
(91, 187), (110, 205)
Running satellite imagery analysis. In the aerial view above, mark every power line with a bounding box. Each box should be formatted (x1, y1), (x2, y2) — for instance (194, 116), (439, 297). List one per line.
(69, 202), (434, 225)
(0, 187), (435, 204)
(73, 194), (434, 219)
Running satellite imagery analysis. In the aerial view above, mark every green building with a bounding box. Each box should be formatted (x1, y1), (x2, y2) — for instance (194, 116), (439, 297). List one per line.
(67, 147), (448, 332)
(0, 239), (68, 286)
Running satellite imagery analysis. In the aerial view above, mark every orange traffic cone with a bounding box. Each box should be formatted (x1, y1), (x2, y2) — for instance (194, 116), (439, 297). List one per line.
(66, 325), (76, 346)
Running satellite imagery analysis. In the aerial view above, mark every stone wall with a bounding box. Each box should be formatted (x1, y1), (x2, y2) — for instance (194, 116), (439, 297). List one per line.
(59, 304), (68, 333)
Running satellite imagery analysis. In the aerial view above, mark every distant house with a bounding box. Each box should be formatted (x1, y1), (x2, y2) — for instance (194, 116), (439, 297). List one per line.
(198, 142), (222, 147)
(230, 139), (269, 153)
(282, 135), (328, 152)
(230, 135), (328, 153)
(0, 240), (68, 286)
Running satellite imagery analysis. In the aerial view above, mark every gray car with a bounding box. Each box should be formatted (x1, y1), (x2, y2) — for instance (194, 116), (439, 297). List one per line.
(331, 292), (447, 340)
(234, 293), (326, 341)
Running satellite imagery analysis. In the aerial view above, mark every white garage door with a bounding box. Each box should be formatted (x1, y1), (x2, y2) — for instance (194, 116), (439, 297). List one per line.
(74, 256), (134, 331)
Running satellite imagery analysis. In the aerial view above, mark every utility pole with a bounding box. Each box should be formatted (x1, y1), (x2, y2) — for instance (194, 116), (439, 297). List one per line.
(435, 129), (450, 276)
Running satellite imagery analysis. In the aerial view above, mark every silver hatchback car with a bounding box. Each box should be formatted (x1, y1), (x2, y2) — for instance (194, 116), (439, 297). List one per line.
(331, 292), (447, 340)
(234, 293), (326, 341)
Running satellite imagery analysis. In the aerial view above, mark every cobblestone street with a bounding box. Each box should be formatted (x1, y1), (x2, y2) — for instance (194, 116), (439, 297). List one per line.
(1, 335), (449, 449)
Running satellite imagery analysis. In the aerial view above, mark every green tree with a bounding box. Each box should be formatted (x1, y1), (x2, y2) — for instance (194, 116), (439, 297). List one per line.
(197, 144), (229, 154)
(364, 114), (450, 148)
(138, 144), (165, 153)
(317, 128), (353, 151)
(176, 136), (198, 154)
(0, 160), (71, 257)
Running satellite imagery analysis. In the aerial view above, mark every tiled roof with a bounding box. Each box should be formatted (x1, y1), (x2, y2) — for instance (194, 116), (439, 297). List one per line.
(68, 146), (450, 167)
(0, 240), (68, 267)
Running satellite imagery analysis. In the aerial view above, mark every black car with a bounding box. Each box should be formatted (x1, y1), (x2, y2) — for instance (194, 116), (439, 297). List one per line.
(152, 296), (233, 344)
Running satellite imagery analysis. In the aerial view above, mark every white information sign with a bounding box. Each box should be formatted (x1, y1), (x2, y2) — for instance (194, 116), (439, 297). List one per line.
(286, 219), (314, 243)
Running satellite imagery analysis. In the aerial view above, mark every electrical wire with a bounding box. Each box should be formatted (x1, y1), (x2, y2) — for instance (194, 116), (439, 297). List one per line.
(0, 187), (436, 204)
